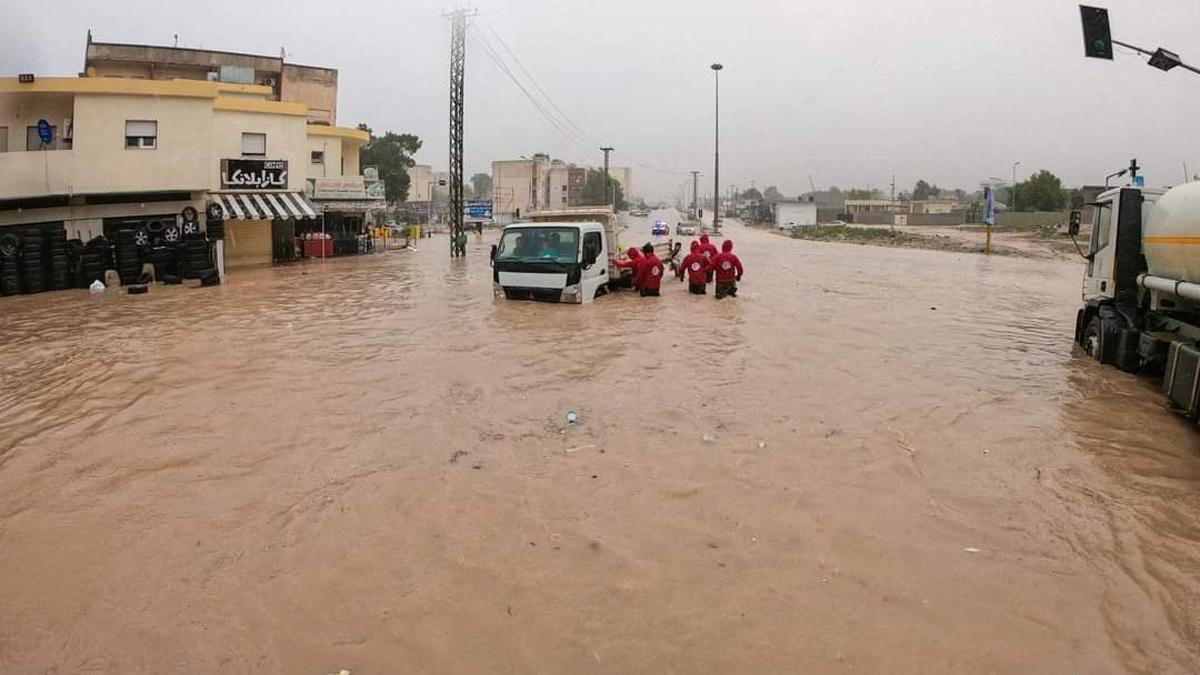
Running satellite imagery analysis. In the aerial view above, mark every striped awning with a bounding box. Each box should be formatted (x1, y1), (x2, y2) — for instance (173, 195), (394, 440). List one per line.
(209, 191), (320, 221)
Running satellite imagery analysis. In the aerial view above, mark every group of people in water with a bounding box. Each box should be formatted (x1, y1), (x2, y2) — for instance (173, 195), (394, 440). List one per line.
(614, 233), (744, 300)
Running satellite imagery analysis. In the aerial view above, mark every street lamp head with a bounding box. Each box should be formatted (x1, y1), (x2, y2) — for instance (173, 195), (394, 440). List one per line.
(711, 63), (724, 71)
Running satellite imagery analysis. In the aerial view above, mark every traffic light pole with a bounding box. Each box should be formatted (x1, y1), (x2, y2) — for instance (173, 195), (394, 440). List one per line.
(1111, 39), (1200, 77)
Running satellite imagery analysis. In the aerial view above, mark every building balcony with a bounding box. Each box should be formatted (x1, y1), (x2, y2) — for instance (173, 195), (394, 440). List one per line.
(0, 148), (209, 202)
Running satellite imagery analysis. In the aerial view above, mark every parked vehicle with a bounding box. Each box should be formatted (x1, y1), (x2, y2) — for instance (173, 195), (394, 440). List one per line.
(676, 223), (697, 236)
(1072, 168), (1200, 425)
(652, 220), (669, 236)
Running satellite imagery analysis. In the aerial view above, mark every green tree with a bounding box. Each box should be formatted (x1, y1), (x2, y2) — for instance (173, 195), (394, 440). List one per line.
(581, 168), (625, 209)
(845, 188), (878, 200)
(1014, 170), (1068, 212)
(764, 186), (784, 202)
(912, 179), (942, 201)
(741, 187), (763, 201)
(469, 173), (492, 200)
(356, 124), (422, 203)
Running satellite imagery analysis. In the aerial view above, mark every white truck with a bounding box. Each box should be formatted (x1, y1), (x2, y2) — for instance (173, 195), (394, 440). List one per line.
(490, 207), (668, 304)
(1072, 168), (1200, 424)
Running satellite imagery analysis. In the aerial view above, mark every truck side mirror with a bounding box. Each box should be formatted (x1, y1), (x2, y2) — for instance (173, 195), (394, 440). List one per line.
(490, 244), (497, 266)
(1068, 210), (1082, 236)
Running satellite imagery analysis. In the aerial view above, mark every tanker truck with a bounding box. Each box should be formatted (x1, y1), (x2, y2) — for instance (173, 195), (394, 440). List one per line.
(1072, 171), (1200, 424)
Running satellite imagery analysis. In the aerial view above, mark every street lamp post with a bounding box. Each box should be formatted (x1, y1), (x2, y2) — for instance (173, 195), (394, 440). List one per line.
(711, 63), (723, 233)
(1012, 161), (1021, 214)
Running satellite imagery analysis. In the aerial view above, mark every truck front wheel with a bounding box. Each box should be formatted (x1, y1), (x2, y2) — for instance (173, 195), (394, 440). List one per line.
(1083, 317), (1102, 361)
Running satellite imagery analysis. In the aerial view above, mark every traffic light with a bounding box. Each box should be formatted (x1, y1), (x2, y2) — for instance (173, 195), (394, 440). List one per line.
(1081, 5), (1113, 60)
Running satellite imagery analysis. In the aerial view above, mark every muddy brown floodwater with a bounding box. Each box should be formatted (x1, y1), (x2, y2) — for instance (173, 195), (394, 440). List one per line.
(1, 213), (1198, 673)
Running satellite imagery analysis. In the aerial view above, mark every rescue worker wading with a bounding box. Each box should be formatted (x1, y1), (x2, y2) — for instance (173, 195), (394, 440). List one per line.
(711, 239), (744, 300)
(634, 242), (665, 297)
(697, 234), (720, 283)
(614, 246), (643, 290)
(677, 240), (710, 295)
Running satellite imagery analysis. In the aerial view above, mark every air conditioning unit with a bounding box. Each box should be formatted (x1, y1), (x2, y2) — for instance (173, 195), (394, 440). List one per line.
(263, 77), (277, 88)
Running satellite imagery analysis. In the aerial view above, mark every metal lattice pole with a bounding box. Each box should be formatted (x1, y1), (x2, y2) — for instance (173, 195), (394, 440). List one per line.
(447, 9), (474, 257)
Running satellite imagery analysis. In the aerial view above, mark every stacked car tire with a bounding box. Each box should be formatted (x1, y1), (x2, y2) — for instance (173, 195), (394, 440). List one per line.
(47, 229), (70, 291)
(0, 233), (19, 297)
(20, 229), (46, 295)
(176, 237), (211, 279)
(113, 229), (143, 285)
(79, 236), (112, 288)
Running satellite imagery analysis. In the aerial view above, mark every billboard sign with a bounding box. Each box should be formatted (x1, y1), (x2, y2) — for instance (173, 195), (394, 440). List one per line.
(222, 159), (288, 190)
(464, 200), (493, 221)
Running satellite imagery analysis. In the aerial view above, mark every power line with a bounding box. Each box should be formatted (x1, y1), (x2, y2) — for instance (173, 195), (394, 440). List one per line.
(468, 26), (592, 148)
(482, 20), (596, 145)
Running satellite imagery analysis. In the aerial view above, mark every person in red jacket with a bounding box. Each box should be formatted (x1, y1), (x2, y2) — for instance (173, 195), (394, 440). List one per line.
(634, 242), (665, 297)
(613, 246), (643, 289)
(711, 239), (743, 300)
(677, 240), (710, 295)
(697, 234), (720, 282)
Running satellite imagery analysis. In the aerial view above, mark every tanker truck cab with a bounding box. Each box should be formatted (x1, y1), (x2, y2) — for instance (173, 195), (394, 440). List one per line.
(1074, 176), (1200, 424)
(491, 221), (609, 303)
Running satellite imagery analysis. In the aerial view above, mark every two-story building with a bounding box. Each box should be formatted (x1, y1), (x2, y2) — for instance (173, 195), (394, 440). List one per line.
(0, 38), (376, 276)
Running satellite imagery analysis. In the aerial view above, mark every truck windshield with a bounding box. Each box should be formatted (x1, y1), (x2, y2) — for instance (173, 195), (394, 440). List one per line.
(496, 227), (579, 263)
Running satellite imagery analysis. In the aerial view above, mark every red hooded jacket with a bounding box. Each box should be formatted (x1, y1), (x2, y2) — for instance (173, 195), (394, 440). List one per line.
(711, 240), (743, 283)
(614, 247), (643, 288)
(698, 234), (720, 263)
(678, 241), (710, 284)
(635, 251), (665, 291)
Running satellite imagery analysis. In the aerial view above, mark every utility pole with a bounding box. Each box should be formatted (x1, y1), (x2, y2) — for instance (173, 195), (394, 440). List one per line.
(600, 146), (614, 208)
(711, 63), (724, 233)
(690, 170), (701, 221)
(445, 8), (475, 258)
(1012, 161), (1021, 214)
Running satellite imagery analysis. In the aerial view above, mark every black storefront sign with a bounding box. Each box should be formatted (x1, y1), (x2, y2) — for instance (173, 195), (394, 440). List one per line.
(221, 159), (289, 190)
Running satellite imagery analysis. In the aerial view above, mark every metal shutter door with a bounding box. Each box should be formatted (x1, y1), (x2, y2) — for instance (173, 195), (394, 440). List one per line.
(224, 219), (272, 268)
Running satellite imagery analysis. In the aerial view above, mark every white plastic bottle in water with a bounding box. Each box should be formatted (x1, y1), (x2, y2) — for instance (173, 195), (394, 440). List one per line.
(89, 280), (106, 294)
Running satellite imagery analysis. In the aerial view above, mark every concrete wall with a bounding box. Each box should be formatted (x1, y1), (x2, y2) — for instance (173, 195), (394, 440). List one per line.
(282, 64), (337, 125)
(210, 109), (308, 191)
(0, 92), (75, 151)
(307, 134), (342, 180)
(493, 160), (536, 216)
(850, 212), (966, 226)
(407, 165), (434, 202)
(0, 92), (213, 199)
(994, 211), (1067, 230)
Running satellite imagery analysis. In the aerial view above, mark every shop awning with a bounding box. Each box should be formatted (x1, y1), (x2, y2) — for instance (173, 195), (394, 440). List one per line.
(209, 191), (319, 221)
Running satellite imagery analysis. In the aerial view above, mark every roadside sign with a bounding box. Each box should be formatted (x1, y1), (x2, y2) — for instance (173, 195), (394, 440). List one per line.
(464, 199), (493, 222)
(36, 119), (53, 145)
(984, 186), (996, 226)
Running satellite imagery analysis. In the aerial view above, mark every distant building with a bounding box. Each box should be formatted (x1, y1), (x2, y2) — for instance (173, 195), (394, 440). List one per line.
(844, 199), (897, 214)
(909, 199), (957, 214)
(775, 201), (818, 228)
(607, 166), (632, 200)
(407, 164), (435, 202)
(84, 32), (339, 125)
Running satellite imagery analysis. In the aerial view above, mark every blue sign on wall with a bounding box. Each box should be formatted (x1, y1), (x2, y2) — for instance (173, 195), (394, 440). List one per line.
(36, 119), (53, 145)
(464, 200), (493, 221)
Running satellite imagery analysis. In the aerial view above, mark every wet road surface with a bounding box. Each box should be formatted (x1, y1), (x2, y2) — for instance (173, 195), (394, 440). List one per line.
(0, 212), (1197, 673)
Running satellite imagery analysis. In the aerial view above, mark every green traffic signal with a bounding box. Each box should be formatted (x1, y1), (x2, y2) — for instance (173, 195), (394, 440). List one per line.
(1081, 5), (1114, 60)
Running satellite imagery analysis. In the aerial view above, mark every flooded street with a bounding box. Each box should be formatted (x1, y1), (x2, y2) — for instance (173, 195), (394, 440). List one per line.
(1, 211), (1198, 673)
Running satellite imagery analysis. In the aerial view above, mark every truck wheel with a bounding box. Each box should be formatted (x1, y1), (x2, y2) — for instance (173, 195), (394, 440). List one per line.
(1083, 317), (1102, 360)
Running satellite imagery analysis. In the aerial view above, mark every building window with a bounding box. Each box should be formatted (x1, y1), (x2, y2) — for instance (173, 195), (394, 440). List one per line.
(241, 132), (266, 157)
(311, 150), (325, 165)
(0, 127), (7, 152)
(26, 125), (57, 151)
(124, 120), (157, 149)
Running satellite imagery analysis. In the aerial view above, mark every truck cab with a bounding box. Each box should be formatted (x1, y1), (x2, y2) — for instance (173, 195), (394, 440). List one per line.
(491, 221), (610, 303)
(1081, 185), (1164, 304)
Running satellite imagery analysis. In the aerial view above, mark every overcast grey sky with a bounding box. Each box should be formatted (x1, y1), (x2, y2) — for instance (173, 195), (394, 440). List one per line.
(5, 0), (1200, 200)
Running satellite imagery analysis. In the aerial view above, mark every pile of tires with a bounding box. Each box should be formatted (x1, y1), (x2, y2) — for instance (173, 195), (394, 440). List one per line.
(147, 244), (175, 279)
(78, 236), (112, 288)
(176, 237), (211, 279)
(0, 233), (19, 297)
(20, 229), (46, 294)
(46, 229), (70, 291)
(113, 229), (143, 285)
